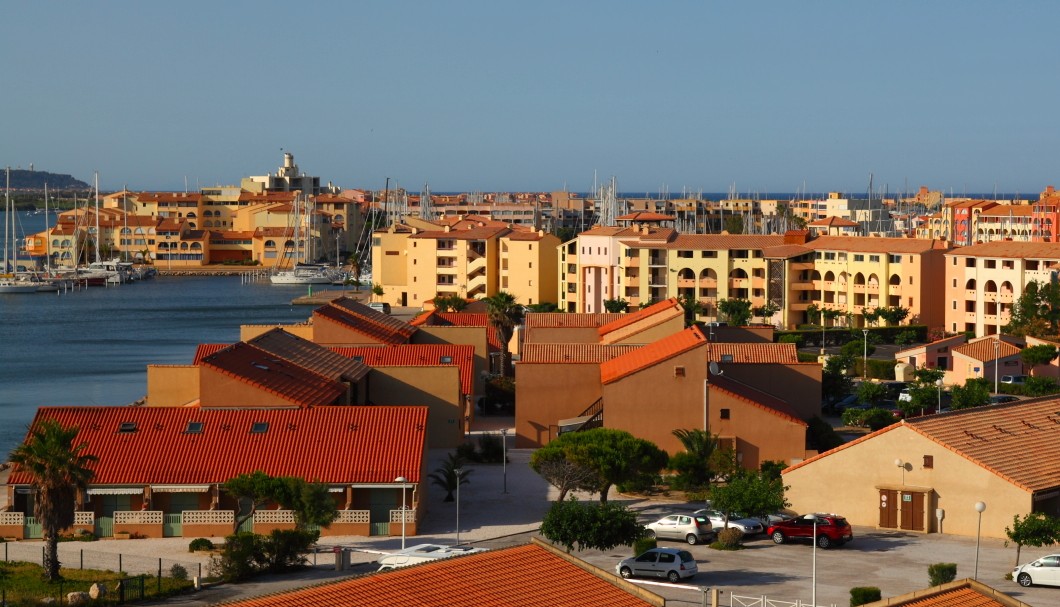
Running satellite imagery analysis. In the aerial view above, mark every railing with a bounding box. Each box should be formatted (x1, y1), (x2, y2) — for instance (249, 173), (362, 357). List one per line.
(0, 512), (25, 526)
(74, 511), (94, 526)
(182, 510), (234, 525)
(729, 594), (837, 607)
(335, 510), (370, 524)
(253, 510), (295, 524)
(390, 509), (415, 523)
(114, 511), (163, 525)
(571, 397), (604, 433)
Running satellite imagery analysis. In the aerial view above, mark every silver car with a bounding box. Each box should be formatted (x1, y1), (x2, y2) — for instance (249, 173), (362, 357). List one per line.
(644, 513), (713, 545)
(694, 508), (764, 535)
(1014, 554), (1060, 587)
(616, 547), (698, 583)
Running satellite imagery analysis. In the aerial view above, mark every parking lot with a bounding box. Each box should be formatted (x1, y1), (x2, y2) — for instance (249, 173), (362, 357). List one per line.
(576, 503), (1058, 606)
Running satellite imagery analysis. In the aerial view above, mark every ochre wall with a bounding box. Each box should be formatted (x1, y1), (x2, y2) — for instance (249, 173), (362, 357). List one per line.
(146, 365), (200, 407)
(514, 363), (604, 448)
(524, 327), (601, 344)
(367, 367), (463, 448)
(413, 326), (489, 396)
(721, 363), (822, 420)
(240, 323), (313, 342)
(198, 367), (302, 408)
(707, 388), (808, 469)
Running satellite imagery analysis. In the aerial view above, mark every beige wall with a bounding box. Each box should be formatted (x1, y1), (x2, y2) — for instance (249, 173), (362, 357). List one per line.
(146, 366), (200, 407)
(502, 234), (560, 307)
(721, 363), (822, 420)
(514, 363), (604, 448)
(312, 318), (393, 346)
(413, 326), (489, 396)
(367, 367), (464, 448)
(707, 389), (809, 469)
(198, 367), (303, 408)
(240, 323), (313, 342)
(373, 230), (410, 306)
(784, 426), (1032, 539)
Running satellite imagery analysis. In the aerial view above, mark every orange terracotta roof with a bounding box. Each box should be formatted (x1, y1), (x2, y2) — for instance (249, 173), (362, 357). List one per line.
(808, 216), (859, 227)
(601, 326), (707, 384)
(409, 226), (510, 240)
(135, 192), (204, 202)
(238, 191), (298, 203)
(762, 244), (813, 259)
(524, 313), (625, 330)
(313, 297), (417, 345)
(408, 311), (502, 352)
(808, 235), (950, 254)
(255, 227), (295, 238)
(331, 345), (475, 395)
(597, 298), (682, 338)
(248, 328), (370, 383)
(621, 233), (786, 250)
(946, 240), (1060, 259)
(504, 230), (549, 241)
(952, 338), (1021, 363)
(616, 212), (675, 222)
(213, 539), (664, 607)
(979, 205), (1034, 217)
(857, 578), (1031, 607)
(200, 342), (346, 406)
(193, 344), (228, 364)
(709, 343), (799, 364)
(519, 343), (641, 364)
(7, 406), (428, 486)
(709, 375), (806, 426)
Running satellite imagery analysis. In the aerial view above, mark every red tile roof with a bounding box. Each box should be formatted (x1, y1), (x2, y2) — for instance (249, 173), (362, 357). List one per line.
(856, 578), (1030, 607)
(946, 240), (1060, 259)
(623, 233), (786, 250)
(952, 338), (1021, 363)
(409, 311), (502, 352)
(709, 343), (799, 364)
(597, 298), (683, 340)
(808, 235), (950, 254)
(616, 212), (675, 222)
(200, 342), (347, 406)
(409, 226), (511, 240)
(524, 313), (625, 330)
(193, 344), (228, 364)
(709, 375), (806, 426)
(214, 539), (664, 607)
(761, 244), (813, 259)
(8, 406), (428, 485)
(248, 328), (370, 383)
(519, 343), (641, 364)
(331, 345), (475, 395)
(314, 297), (417, 345)
(601, 326), (707, 384)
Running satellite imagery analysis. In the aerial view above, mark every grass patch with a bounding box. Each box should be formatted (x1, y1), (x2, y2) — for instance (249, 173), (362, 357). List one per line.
(0, 560), (194, 605)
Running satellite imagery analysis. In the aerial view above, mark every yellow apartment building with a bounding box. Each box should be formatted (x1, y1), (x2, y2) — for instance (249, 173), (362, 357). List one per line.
(372, 218), (559, 308)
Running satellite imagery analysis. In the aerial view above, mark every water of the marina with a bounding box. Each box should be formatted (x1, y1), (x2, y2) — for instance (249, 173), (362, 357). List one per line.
(0, 211), (317, 458)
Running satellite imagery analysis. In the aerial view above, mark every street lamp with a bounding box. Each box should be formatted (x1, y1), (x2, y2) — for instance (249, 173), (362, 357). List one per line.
(501, 429), (508, 494)
(993, 339), (1000, 394)
(895, 458), (905, 485)
(811, 514), (818, 607)
(455, 468), (463, 546)
(394, 476), (408, 550)
(974, 501), (986, 580)
(862, 328), (869, 379)
(936, 379), (944, 414)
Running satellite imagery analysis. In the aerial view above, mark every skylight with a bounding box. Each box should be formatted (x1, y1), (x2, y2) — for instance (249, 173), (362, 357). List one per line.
(185, 421), (204, 434)
(118, 422), (138, 434)
(251, 422), (269, 434)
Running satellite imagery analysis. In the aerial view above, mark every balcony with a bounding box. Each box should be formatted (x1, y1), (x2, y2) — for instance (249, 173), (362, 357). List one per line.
(729, 278), (748, 289)
(677, 278), (696, 288)
(625, 256), (640, 267)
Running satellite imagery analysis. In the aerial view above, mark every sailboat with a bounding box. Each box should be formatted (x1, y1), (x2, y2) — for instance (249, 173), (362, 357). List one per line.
(0, 167), (44, 294)
(270, 193), (340, 285)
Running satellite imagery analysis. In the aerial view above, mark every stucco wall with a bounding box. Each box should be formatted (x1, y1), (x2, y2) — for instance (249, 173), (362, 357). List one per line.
(367, 367), (463, 448)
(240, 323), (313, 342)
(413, 326), (489, 396)
(146, 365), (200, 407)
(708, 388), (808, 469)
(514, 363), (603, 448)
(721, 363), (822, 420)
(783, 425), (1032, 539)
(198, 367), (302, 408)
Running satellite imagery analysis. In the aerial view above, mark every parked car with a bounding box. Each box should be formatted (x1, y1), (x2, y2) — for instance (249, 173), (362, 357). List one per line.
(368, 302), (392, 315)
(616, 547), (698, 583)
(693, 509), (764, 535)
(881, 381), (909, 399)
(767, 513), (853, 548)
(643, 513), (713, 545)
(828, 394), (861, 414)
(1001, 375), (1028, 385)
(1013, 553), (1060, 587)
(755, 509), (797, 526)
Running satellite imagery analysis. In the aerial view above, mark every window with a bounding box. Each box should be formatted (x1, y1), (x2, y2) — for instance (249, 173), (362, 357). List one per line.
(440, 356), (453, 364)
(869, 255), (880, 262)
(118, 422), (137, 434)
(889, 254), (901, 264)
(674, 366), (686, 377)
(923, 455), (934, 469)
(251, 422), (269, 434)
(720, 409), (730, 419)
(854, 254), (864, 262)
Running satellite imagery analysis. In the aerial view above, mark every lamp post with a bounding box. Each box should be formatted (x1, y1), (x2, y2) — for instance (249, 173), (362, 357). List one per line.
(394, 476), (408, 550)
(862, 328), (869, 379)
(936, 379), (944, 414)
(334, 229), (342, 269)
(501, 429), (508, 494)
(811, 514), (818, 607)
(974, 501), (986, 580)
(895, 458), (905, 485)
(993, 339), (1000, 394)
(455, 468), (462, 546)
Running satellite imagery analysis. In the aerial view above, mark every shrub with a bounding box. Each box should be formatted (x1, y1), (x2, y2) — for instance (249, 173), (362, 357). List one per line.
(261, 529), (316, 573)
(894, 330), (918, 346)
(850, 587), (882, 606)
(841, 409), (866, 428)
(778, 334), (804, 346)
(455, 441), (478, 463)
(712, 527), (743, 550)
(863, 408), (898, 431)
(169, 563), (188, 581)
(1024, 376), (1060, 397)
(632, 535), (657, 556)
(188, 538), (215, 553)
(477, 433), (505, 463)
(208, 532), (265, 582)
(684, 490), (708, 503)
(928, 562), (957, 586)
(807, 416), (844, 451)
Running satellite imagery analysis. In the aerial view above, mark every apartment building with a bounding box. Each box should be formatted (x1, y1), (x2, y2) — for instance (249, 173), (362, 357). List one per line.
(372, 218), (559, 308)
(943, 241), (1060, 336)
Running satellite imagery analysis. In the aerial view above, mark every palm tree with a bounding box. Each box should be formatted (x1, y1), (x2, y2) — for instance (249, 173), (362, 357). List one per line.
(9, 419), (97, 581)
(483, 291), (523, 377)
(427, 453), (472, 502)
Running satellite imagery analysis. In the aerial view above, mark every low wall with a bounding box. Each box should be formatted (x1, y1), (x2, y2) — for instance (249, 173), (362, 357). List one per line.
(182, 523), (233, 538)
(0, 524), (23, 540)
(114, 523), (163, 539)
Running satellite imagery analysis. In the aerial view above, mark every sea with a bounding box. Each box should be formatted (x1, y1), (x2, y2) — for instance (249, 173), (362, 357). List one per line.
(0, 211), (322, 458)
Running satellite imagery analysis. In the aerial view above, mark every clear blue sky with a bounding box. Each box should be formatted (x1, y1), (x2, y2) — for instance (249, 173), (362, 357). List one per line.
(4, 1), (1057, 196)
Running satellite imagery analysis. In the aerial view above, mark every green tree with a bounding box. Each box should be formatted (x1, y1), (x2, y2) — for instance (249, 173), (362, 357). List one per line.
(913, 368), (945, 384)
(1021, 344), (1059, 375)
(530, 448), (600, 501)
(603, 298), (629, 313)
(950, 378), (990, 410)
(1004, 280), (1060, 337)
(668, 429), (721, 491)
(427, 452), (472, 502)
(540, 497), (643, 553)
(724, 214), (744, 234)
(529, 428), (668, 503)
(483, 291), (524, 378)
(841, 339), (875, 359)
(718, 298), (752, 326)
(1024, 375), (1060, 397)
(525, 302), (560, 313)
(822, 353), (855, 404)
(856, 382), (888, 407)
(9, 420), (97, 581)
(902, 384), (941, 417)
(708, 471), (788, 526)
(1005, 512), (1060, 567)
(862, 408), (898, 431)
(806, 303), (822, 325)
(223, 471), (337, 531)
(371, 283), (384, 296)
(751, 301), (781, 324)
(878, 306), (911, 326)
(862, 308), (882, 327)
(433, 293), (468, 312)
(678, 294), (703, 326)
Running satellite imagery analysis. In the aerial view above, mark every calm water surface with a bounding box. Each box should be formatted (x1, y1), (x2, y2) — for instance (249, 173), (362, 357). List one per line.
(0, 216), (320, 458)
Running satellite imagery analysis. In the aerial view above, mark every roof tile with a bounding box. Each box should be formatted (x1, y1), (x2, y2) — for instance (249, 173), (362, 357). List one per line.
(331, 345), (476, 395)
(601, 326), (707, 384)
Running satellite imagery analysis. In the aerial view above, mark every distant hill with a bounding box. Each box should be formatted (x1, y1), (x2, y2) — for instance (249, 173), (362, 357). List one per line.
(4, 168), (89, 190)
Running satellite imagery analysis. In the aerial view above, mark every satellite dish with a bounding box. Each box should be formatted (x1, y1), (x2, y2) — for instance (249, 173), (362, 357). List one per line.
(709, 361), (722, 376)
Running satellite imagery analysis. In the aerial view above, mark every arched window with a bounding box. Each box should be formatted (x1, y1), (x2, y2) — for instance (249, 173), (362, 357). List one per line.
(265, 240), (276, 248)
(678, 268), (695, 280)
(965, 279), (976, 290)
(854, 273), (866, 285)
(824, 271), (835, 282)
(699, 268), (717, 280)
(890, 274), (901, 286)
(729, 268), (748, 279)
(984, 280), (998, 293)
(190, 242), (202, 250)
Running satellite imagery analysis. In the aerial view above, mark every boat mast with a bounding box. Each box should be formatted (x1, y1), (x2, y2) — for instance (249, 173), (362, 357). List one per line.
(44, 182), (51, 272)
(94, 172), (101, 263)
(4, 167), (9, 275)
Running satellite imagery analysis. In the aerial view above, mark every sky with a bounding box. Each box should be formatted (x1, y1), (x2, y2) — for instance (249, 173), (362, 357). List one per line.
(4, 1), (1059, 196)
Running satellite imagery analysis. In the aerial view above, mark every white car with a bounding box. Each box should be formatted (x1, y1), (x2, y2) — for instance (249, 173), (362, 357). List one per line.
(693, 509), (764, 535)
(1014, 553), (1060, 587)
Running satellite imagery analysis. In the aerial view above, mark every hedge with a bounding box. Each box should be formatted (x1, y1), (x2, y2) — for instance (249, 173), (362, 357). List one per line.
(776, 325), (928, 348)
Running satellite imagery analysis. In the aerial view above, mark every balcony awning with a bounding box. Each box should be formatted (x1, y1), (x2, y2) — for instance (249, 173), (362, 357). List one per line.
(87, 487), (142, 495)
(150, 485), (211, 493)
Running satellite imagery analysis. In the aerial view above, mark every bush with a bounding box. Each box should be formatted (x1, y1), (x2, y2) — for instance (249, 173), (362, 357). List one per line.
(169, 563), (188, 581)
(455, 441), (478, 462)
(477, 433), (505, 463)
(894, 330), (918, 346)
(841, 409), (866, 428)
(807, 416), (844, 451)
(712, 527), (743, 550)
(850, 587), (882, 606)
(928, 562), (957, 586)
(261, 529), (316, 573)
(778, 334), (804, 346)
(188, 538), (215, 553)
(863, 408), (898, 431)
(632, 535), (657, 556)
(1024, 376), (1060, 397)
(208, 532), (265, 582)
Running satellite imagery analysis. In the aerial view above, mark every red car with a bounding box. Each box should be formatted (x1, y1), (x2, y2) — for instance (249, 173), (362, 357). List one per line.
(767, 514), (853, 548)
